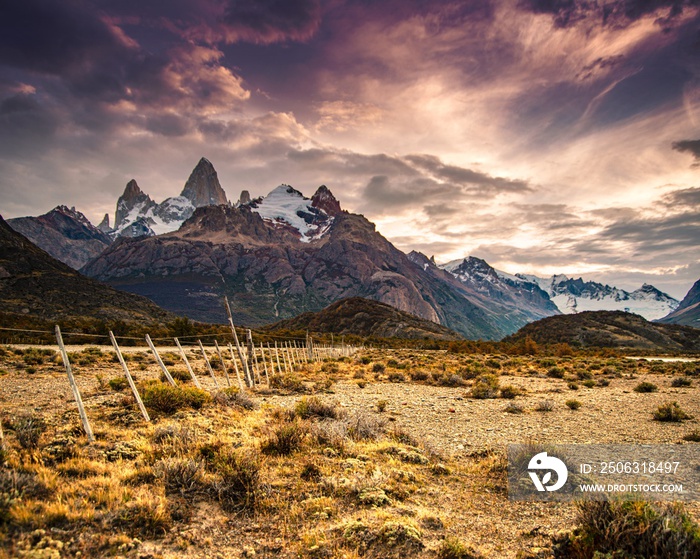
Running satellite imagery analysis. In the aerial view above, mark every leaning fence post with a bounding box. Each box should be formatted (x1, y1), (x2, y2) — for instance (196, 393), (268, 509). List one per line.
(55, 325), (95, 443)
(146, 334), (176, 386)
(227, 343), (245, 390)
(214, 340), (232, 388)
(110, 331), (150, 422)
(225, 297), (253, 387)
(198, 340), (220, 389)
(174, 338), (202, 389)
(259, 342), (270, 387)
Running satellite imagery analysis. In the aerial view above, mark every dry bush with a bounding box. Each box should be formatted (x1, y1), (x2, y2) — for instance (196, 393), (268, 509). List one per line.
(295, 396), (339, 420)
(554, 500), (700, 559)
(261, 420), (308, 455)
(154, 457), (206, 496)
(653, 401), (693, 422)
(470, 374), (500, 399)
(10, 413), (46, 450)
(141, 383), (211, 415)
(213, 387), (257, 410)
(212, 449), (263, 513)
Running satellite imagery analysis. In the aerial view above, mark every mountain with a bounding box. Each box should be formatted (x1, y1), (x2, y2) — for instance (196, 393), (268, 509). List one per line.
(7, 206), (112, 269)
(516, 274), (678, 321)
(82, 185), (525, 339)
(265, 297), (463, 340)
(0, 214), (173, 324)
(658, 279), (700, 328)
(504, 310), (700, 351)
(113, 157), (227, 237)
(438, 256), (559, 325)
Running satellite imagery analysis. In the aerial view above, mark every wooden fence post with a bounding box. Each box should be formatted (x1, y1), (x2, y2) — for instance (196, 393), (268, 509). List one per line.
(225, 297), (252, 387)
(246, 329), (258, 385)
(227, 344), (245, 390)
(214, 340), (232, 388)
(259, 342), (270, 387)
(198, 340), (220, 389)
(174, 338), (202, 389)
(146, 334), (176, 386)
(110, 331), (150, 422)
(55, 325), (95, 443)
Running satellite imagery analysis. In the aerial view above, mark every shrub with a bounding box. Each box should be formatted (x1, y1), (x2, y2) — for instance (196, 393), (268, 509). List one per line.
(261, 420), (307, 455)
(547, 367), (565, 379)
(653, 402), (693, 422)
(554, 500), (700, 559)
(359, 356), (371, 365)
(11, 413), (47, 450)
(504, 403), (524, 414)
(376, 399), (388, 412)
(485, 359), (501, 370)
(109, 377), (129, 391)
(295, 396), (339, 420)
(671, 377), (692, 388)
(682, 429), (700, 442)
(535, 400), (554, 412)
(154, 458), (206, 495)
(346, 411), (386, 441)
(213, 450), (263, 513)
(634, 381), (657, 393)
(582, 379), (596, 388)
(499, 385), (520, 399)
(163, 368), (191, 383)
(387, 372), (405, 382)
(470, 374), (500, 399)
(108, 493), (172, 537)
(565, 399), (582, 410)
(372, 363), (386, 374)
(410, 370), (430, 381)
(142, 383), (211, 415)
(597, 378), (610, 387)
(213, 388), (257, 410)
(437, 536), (481, 559)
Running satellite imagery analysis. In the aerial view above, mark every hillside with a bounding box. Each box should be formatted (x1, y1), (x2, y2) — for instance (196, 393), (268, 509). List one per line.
(504, 310), (700, 351)
(658, 279), (700, 328)
(0, 214), (173, 324)
(264, 297), (464, 340)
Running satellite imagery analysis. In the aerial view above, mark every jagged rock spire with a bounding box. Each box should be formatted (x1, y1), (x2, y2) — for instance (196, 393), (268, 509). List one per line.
(180, 157), (228, 208)
(311, 185), (341, 216)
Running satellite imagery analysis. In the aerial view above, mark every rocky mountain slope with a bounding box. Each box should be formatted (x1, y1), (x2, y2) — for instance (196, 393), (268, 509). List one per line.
(516, 273), (678, 320)
(504, 310), (700, 351)
(7, 206), (112, 269)
(82, 186), (524, 339)
(0, 214), (173, 324)
(264, 297), (463, 340)
(658, 279), (700, 328)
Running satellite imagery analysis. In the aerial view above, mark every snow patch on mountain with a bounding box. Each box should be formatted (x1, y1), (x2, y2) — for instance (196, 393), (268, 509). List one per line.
(248, 185), (334, 242)
(516, 274), (679, 320)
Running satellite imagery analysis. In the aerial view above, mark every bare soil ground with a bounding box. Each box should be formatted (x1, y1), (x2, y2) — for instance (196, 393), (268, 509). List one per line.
(0, 345), (698, 558)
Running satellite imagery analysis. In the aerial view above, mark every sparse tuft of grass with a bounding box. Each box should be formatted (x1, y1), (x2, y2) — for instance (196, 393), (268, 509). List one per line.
(261, 420), (308, 455)
(11, 413), (47, 450)
(565, 399), (582, 410)
(295, 396), (339, 420)
(213, 449), (263, 513)
(682, 429), (700, 442)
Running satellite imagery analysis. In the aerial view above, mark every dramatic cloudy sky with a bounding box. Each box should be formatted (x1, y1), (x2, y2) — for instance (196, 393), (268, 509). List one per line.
(1, 0), (699, 298)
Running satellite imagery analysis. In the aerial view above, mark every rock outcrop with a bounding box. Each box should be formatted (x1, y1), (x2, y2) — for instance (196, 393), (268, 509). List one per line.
(180, 157), (228, 207)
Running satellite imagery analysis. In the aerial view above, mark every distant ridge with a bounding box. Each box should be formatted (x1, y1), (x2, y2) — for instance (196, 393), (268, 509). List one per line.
(504, 310), (700, 351)
(264, 297), (464, 341)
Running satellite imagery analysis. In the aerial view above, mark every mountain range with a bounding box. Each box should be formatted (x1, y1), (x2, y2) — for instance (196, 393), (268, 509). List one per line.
(5, 157), (697, 338)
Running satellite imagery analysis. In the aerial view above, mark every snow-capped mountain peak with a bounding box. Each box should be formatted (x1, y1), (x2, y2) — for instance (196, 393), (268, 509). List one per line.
(247, 184), (337, 242)
(516, 273), (679, 320)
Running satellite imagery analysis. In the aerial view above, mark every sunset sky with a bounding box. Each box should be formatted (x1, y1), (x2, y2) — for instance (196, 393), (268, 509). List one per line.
(1, 0), (699, 298)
